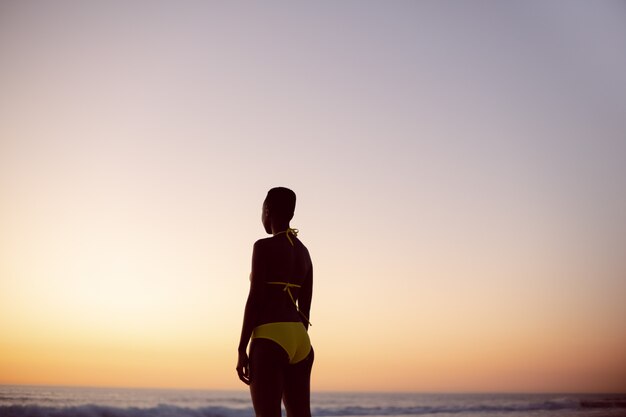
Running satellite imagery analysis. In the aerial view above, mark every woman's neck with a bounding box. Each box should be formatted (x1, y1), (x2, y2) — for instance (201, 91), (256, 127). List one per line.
(271, 222), (291, 235)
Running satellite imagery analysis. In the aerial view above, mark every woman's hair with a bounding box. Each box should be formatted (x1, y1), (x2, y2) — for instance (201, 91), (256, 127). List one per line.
(266, 187), (296, 220)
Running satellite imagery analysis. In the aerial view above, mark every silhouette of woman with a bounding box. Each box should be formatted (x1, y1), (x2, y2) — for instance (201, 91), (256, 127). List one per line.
(237, 187), (314, 417)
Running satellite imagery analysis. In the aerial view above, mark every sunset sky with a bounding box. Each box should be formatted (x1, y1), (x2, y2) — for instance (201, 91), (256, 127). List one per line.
(1, 1), (625, 393)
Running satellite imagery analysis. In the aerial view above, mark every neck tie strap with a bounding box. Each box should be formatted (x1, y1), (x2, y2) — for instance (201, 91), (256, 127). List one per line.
(275, 228), (299, 246)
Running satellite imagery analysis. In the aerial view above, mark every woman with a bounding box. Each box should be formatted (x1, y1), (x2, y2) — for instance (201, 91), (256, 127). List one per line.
(237, 187), (314, 417)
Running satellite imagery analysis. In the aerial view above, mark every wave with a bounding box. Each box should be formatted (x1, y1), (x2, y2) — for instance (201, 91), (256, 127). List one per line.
(580, 398), (626, 409)
(312, 398), (580, 415)
(1, 397), (625, 417)
(0, 404), (253, 417)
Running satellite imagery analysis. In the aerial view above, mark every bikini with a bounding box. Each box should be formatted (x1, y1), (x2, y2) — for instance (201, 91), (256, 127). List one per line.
(251, 228), (312, 364)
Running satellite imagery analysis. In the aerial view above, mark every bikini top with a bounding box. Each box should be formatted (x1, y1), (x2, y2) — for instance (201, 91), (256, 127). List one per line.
(273, 227), (298, 246)
(267, 228), (311, 326)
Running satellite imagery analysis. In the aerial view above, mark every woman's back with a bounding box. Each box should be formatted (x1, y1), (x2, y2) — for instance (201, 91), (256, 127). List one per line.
(253, 232), (312, 325)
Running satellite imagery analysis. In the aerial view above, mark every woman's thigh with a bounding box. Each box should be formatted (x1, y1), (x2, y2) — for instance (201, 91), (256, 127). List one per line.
(283, 346), (314, 417)
(249, 338), (289, 417)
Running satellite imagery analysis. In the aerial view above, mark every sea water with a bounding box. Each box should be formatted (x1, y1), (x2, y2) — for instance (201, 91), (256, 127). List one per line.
(1, 385), (625, 417)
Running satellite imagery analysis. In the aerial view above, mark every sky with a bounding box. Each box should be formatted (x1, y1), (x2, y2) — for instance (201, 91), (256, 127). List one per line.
(1, 1), (625, 393)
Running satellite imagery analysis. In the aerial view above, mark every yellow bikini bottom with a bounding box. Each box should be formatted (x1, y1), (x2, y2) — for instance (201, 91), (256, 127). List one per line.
(252, 321), (311, 364)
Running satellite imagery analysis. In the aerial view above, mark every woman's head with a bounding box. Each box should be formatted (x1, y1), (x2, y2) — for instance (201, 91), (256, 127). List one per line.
(263, 187), (296, 233)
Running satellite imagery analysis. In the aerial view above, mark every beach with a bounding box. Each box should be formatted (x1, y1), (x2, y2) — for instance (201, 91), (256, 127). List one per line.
(1, 385), (625, 417)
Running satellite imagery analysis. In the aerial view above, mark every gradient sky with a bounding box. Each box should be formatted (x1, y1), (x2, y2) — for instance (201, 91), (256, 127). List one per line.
(1, 1), (625, 393)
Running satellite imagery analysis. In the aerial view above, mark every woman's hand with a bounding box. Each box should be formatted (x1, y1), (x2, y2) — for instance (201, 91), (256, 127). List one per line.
(236, 351), (250, 385)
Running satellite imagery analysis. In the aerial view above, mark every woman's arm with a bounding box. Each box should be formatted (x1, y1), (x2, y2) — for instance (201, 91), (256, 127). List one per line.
(298, 263), (313, 330)
(237, 282), (263, 353)
(236, 240), (266, 384)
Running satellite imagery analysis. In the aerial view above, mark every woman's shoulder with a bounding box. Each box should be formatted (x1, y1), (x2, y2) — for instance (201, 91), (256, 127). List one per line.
(253, 235), (310, 257)
(253, 237), (272, 250)
(296, 239), (310, 253)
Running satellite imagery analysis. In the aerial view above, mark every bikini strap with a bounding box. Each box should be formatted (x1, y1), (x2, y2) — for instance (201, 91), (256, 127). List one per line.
(274, 228), (299, 246)
(267, 281), (311, 326)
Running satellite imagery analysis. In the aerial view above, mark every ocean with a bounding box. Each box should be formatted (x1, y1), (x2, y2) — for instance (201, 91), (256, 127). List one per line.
(1, 385), (625, 417)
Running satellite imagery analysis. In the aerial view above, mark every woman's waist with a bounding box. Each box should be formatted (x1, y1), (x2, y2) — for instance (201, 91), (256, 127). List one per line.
(252, 321), (308, 337)
(255, 315), (303, 328)
(256, 307), (302, 323)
